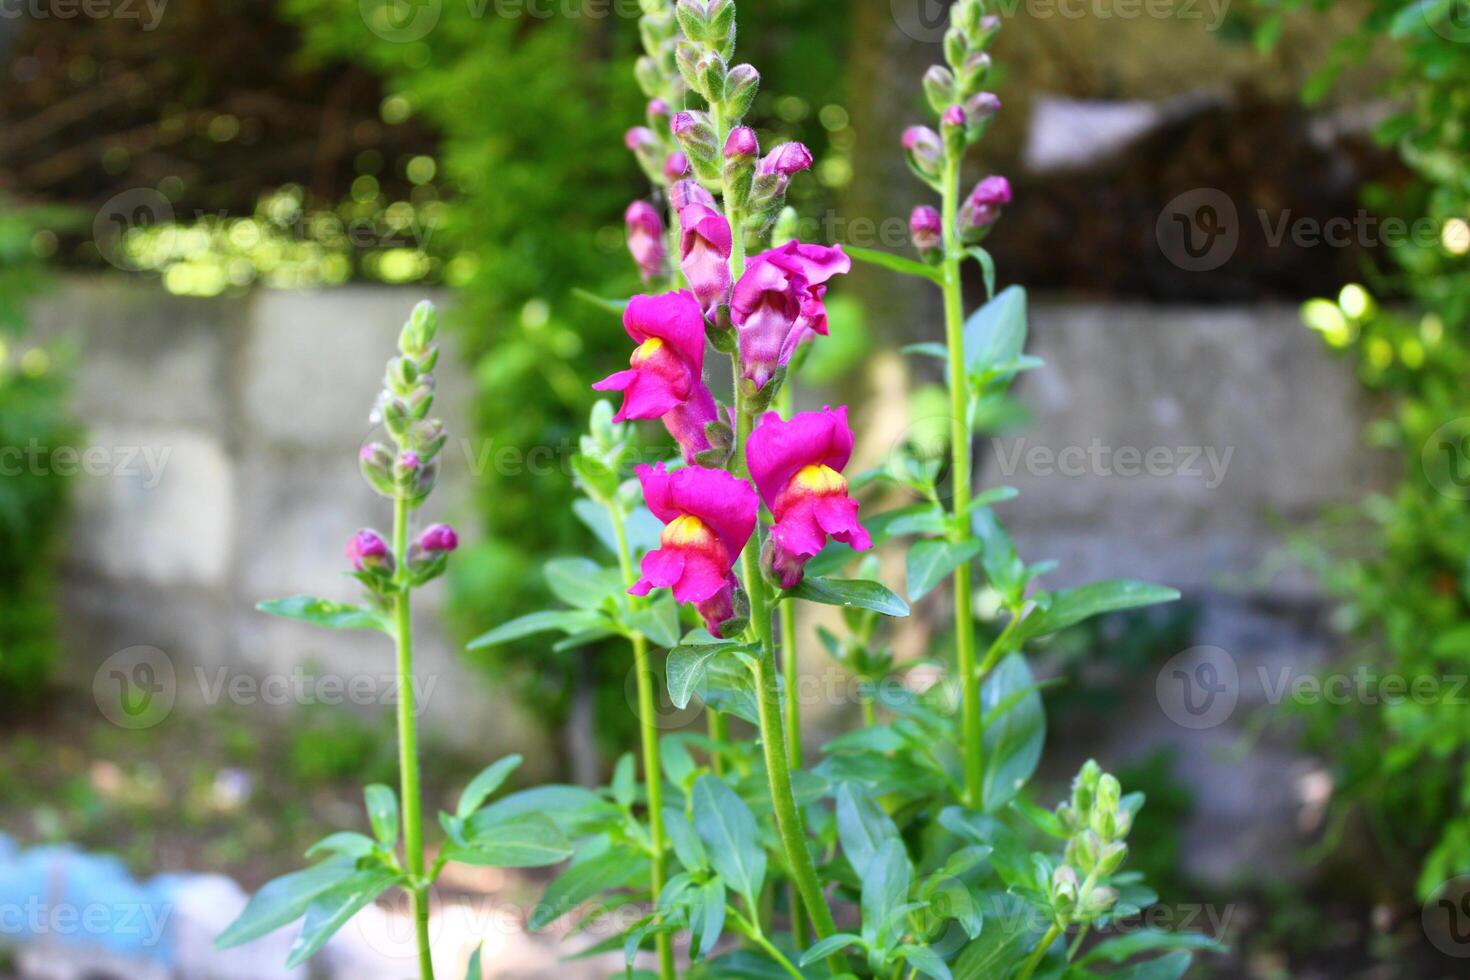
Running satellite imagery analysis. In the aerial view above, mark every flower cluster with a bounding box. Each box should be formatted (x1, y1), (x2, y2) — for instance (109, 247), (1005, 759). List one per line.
(904, 0), (1011, 258)
(352, 301), (458, 596)
(1048, 760), (1137, 927)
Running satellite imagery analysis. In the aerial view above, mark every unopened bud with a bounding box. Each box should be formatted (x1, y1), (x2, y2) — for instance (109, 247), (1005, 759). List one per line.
(670, 178), (716, 211)
(399, 300), (437, 356)
(910, 206), (942, 261)
(903, 126), (944, 184)
(1081, 886), (1118, 919)
(724, 63), (760, 120)
(672, 110), (721, 181)
(942, 105), (967, 156)
(635, 55), (663, 98)
(647, 98), (672, 130)
(964, 92), (1001, 142)
(957, 175), (1011, 242)
(944, 26), (968, 70)
(411, 418), (448, 460)
(923, 65), (957, 115)
(1097, 841), (1128, 876)
(760, 142), (812, 178)
(627, 126), (666, 183)
(723, 127), (758, 209)
(346, 529), (392, 574)
(957, 50), (991, 95)
(664, 152), (692, 182)
(359, 443), (396, 498)
(418, 523), (459, 553)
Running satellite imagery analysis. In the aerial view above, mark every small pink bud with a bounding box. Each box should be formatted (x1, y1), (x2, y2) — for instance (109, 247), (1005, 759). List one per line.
(966, 92), (1001, 120)
(648, 99), (670, 121)
(417, 523), (458, 553)
(942, 105), (966, 129)
(664, 152), (691, 180)
(398, 451), (421, 472)
(671, 179), (717, 211)
(958, 175), (1013, 242)
(346, 529), (391, 573)
(725, 126), (759, 159)
(625, 126), (657, 151)
(903, 126), (944, 182)
(625, 200), (667, 283)
(671, 111), (697, 137)
(910, 206), (943, 257)
(760, 142), (813, 177)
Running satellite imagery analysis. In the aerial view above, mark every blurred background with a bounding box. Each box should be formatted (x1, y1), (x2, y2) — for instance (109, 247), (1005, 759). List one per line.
(2, 0), (1470, 977)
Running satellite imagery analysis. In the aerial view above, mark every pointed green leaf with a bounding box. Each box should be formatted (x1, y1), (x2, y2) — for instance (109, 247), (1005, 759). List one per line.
(304, 832), (377, 861)
(692, 775), (766, 909)
(981, 655), (1046, 813)
(906, 538), (983, 602)
(1013, 580), (1181, 643)
(451, 813), (573, 868)
(544, 557), (621, 610)
(952, 893), (1041, 979)
(457, 754), (524, 819)
(466, 609), (609, 649)
(900, 943), (953, 980)
(465, 943), (483, 979)
(285, 868), (403, 967)
(214, 857), (359, 949)
(364, 784), (399, 847)
(962, 285), (1027, 380)
(668, 642), (735, 709)
(836, 782), (900, 879)
(663, 806), (708, 872)
(966, 246), (996, 300)
(799, 932), (865, 966)
(626, 593), (681, 647)
(529, 848), (651, 930)
(1077, 929), (1224, 966)
(257, 596), (389, 633)
(847, 244), (943, 282)
(788, 576), (910, 618)
(860, 838), (913, 947)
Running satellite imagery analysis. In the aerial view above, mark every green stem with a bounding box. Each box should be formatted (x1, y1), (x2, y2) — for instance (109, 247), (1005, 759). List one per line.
(940, 154), (982, 810)
(707, 709), (729, 777)
(1067, 923), (1090, 961)
(611, 504), (675, 980)
(861, 696), (877, 729)
(392, 497), (435, 980)
(730, 910), (805, 980)
(1016, 924), (1063, 980)
(734, 397), (843, 976)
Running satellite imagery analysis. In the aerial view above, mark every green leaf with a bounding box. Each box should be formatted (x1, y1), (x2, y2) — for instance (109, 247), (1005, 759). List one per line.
(962, 285), (1027, 380)
(902, 342), (950, 360)
(847, 244), (943, 282)
(668, 642), (735, 709)
(906, 538), (983, 602)
(451, 813), (573, 868)
(257, 596), (389, 633)
(364, 784), (399, 847)
(304, 832), (377, 861)
(799, 933), (864, 966)
(951, 893), (1041, 979)
(1077, 930), (1224, 966)
(1013, 580), (1181, 643)
(612, 752), (637, 808)
(981, 655), (1045, 813)
(529, 848), (651, 930)
(691, 877), (727, 959)
(466, 609), (608, 649)
(465, 943), (483, 980)
(215, 857), (359, 949)
(966, 246), (996, 300)
(285, 867), (404, 967)
(836, 782), (900, 879)
(544, 557), (620, 610)
(571, 288), (630, 314)
(692, 775), (766, 909)
(1105, 952), (1194, 980)
(456, 755), (524, 819)
(663, 806), (709, 872)
(788, 576), (910, 618)
(860, 838), (913, 947)
(470, 784), (618, 838)
(626, 593), (681, 647)
(899, 944), (953, 980)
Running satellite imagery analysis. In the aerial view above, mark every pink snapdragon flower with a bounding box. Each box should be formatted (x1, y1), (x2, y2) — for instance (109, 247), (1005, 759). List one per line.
(671, 179), (716, 212)
(625, 201), (667, 283)
(677, 203), (733, 311)
(593, 291), (706, 421)
(630, 462), (758, 635)
(759, 142), (813, 177)
(746, 407), (871, 588)
(346, 529), (392, 573)
(731, 240), (851, 388)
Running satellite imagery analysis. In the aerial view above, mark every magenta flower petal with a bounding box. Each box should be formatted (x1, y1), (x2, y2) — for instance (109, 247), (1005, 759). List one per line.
(662, 381), (719, 464)
(746, 407), (855, 507)
(636, 462), (757, 564)
(678, 204), (734, 311)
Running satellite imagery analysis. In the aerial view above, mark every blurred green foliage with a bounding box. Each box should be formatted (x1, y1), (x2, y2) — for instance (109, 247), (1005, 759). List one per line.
(1261, 0), (1470, 898)
(0, 200), (77, 707)
(277, 1), (852, 753)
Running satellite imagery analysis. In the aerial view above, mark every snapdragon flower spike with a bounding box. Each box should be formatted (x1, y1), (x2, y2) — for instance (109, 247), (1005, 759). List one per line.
(731, 241), (851, 389)
(958, 175), (1013, 241)
(677, 203), (733, 311)
(746, 407), (871, 589)
(630, 462), (757, 636)
(625, 200), (667, 283)
(593, 291), (707, 421)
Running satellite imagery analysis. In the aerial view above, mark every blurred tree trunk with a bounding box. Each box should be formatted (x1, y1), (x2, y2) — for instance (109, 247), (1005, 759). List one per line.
(842, 2), (945, 346)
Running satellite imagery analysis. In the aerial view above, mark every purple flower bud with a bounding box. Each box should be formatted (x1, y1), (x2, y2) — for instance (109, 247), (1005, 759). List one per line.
(664, 152), (691, 181)
(942, 105), (966, 129)
(397, 451), (421, 473)
(725, 126), (759, 159)
(648, 99), (671, 122)
(903, 126), (944, 182)
(418, 523), (459, 553)
(965, 92), (1001, 121)
(671, 179), (717, 212)
(625, 200), (667, 283)
(626, 126), (657, 151)
(346, 529), (391, 573)
(760, 142), (813, 177)
(910, 206), (943, 258)
(671, 110), (698, 138)
(958, 175), (1013, 242)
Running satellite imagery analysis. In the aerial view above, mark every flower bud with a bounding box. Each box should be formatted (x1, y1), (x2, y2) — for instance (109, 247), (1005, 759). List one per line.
(975, 14), (1002, 48)
(670, 178), (716, 211)
(725, 126), (758, 159)
(903, 126), (944, 184)
(1097, 841), (1128, 876)
(942, 105), (967, 157)
(760, 141), (813, 178)
(724, 63), (760, 120)
(923, 65), (957, 115)
(639, 10), (676, 56)
(910, 206), (942, 260)
(957, 175), (1011, 242)
(706, 0), (737, 53)
(627, 126), (667, 183)
(400, 300), (438, 356)
(1073, 759), (1101, 812)
(406, 523), (456, 584)
(664, 152), (692, 182)
(1081, 886), (1118, 919)
(956, 0), (986, 37)
(944, 25), (968, 71)
(698, 51), (728, 103)
(1068, 829), (1103, 873)
(672, 110), (721, 181)
(625, 200), (668, 283)
(1096, 774), (1122, 815)
(411, 418), (448, 460)
(957, 50), (992, 95)
(346, 529), (392, 573)
(723, 127), (758, 209)
(964, 92), (1001, 142)
(359, 442), (396, 498)
(647, 98), (672, 131)
(675, 39), (704, 95)
(635, 55), (663, 98)
(418, 523), (459, 553)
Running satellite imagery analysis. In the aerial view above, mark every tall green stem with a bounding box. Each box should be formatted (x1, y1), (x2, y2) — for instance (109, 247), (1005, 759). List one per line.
(611, 504), (675, 980)
(392, 497), (434, 980)
(734, 397), (843, 976)
(940, 156), (983, 809)
(1016, 924), (1063, 980)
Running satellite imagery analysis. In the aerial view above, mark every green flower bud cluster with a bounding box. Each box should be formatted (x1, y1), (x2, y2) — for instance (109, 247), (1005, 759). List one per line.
(674, 0), (759, 127)
(1047, 759), (1139, 927)
(635, 0), (686, 109)
(926, 0), (1001, 148)
(361, 301), (446, 507)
